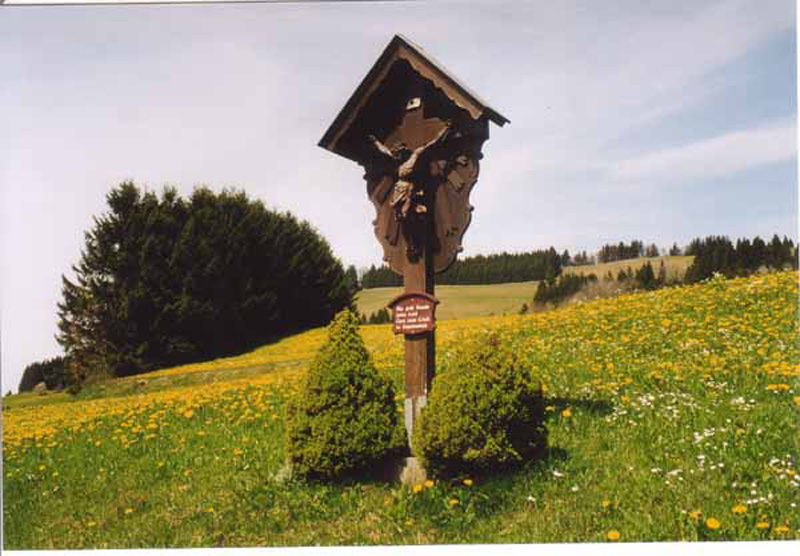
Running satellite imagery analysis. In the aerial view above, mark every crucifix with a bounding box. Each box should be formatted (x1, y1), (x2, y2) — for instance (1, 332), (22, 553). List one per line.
(319, 34), (508, 480)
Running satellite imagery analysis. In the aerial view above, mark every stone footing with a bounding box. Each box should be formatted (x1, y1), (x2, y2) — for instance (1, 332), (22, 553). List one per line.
(399, 456), (427, 485)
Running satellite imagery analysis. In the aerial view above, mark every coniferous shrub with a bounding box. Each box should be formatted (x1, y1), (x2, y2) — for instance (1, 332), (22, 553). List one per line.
(286, 310), (402, 479)
(413, 333), (547, 476)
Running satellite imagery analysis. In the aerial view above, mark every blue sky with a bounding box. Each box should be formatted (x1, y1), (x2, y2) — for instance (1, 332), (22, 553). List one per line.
(1, 0), (797, 391)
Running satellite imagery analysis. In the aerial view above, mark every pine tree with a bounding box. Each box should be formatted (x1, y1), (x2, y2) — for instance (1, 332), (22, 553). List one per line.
(57, 183), (352, 380)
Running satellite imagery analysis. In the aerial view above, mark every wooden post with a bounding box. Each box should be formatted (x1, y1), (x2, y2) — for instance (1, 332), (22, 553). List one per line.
(402, 199), (436, 448)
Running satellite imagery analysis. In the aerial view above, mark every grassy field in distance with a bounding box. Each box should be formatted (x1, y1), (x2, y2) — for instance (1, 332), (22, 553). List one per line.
(356, 280), (538, 320)
(563, 255), (694, 282)
(356, 255), (694, 319)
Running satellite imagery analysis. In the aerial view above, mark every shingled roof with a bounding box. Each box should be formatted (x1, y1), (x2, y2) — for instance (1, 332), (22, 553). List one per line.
(319, 34), (509, 159)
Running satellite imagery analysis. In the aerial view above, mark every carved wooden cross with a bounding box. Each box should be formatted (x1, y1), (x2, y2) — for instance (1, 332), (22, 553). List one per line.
(319, 35), (508, 471)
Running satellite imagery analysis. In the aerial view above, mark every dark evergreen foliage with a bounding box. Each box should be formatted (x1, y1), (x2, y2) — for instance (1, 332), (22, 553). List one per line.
(571, 251), (595, 266)
(684, 234), (796, 283)
(344, 265), (360, 295)
(533, 273), (598, 306)
(644, 244), (660, 258)
(360, 265), (403, 289)
(363, 308), (392, 324)
(597, 240), (645, 263)
(56, 182), (352, 379)
(18, 356), (68, 392)
(361, 248), (563, 288)
(634, 262), (658, 290)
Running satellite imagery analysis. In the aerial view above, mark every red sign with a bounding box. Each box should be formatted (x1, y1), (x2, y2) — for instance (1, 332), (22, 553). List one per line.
(388, 293), (439, 335)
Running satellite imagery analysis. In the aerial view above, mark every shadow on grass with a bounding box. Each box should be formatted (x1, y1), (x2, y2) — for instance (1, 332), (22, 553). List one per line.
(546, 397), (614, 417)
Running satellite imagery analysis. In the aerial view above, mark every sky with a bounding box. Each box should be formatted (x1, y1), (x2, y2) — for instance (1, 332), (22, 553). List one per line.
(1, 0), (797, 393)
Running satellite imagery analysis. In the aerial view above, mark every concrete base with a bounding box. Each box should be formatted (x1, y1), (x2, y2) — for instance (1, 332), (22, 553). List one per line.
(399, 456), (427, 486)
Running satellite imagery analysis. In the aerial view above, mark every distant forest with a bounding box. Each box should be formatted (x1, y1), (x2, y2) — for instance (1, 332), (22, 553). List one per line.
(361, 248), (565, 288)
(684, 234), (796, 282)
(359, 236), (797, 289)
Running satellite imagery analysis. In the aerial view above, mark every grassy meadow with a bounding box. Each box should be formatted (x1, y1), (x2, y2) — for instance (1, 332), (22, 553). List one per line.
(3, 270), (799, 548)
(355, 255), (693, 318)
(563, 255), (694, 281)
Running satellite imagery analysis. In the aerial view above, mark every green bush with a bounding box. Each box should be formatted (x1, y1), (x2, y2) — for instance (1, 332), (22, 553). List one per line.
(286, 310), (403, 479)
(414, 333), (547, 476)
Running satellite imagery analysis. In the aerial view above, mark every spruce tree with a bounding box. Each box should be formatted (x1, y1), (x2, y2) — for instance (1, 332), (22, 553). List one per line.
(57, 182), (352, 379)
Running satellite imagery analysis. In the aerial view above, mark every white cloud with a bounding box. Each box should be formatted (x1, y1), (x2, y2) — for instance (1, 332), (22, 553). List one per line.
(610, 121), (797, 183)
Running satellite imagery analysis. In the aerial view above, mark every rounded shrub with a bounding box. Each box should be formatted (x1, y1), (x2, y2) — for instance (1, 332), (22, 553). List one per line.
(286, 310), (402, 479)
(413, 332), (547, 476)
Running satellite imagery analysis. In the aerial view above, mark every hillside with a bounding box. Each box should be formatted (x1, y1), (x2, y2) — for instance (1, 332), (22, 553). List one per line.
(3, 271), (798, 547)
(356, 255), (693, 319)
(562, 255), (693, 280)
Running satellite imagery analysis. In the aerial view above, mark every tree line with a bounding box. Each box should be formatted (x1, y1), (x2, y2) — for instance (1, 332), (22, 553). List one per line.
(531, 234), (797, 309)
(361, 248), (564, 288)
(595, 240), (667, 263)
(47, 182), (352, 389)
(18, 356), (68, 393)
(684, 234), (796, 283)
(18, 209), (798, 392)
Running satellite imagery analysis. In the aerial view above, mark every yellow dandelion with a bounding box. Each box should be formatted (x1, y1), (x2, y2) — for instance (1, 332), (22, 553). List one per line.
(601, 499), (611, 509)
(607, 530), (620, 541)
(706, 517), (720, 530)
(688, 510), (702, 520)
(756, 522), (769, 530)
(732, 504), (747, 515)
(774, 525), (790, 534)
(449, 498), (459, 506)
(206, 507), (214, 514)
(561, 407), (572, 418)
(183, 409), (194, 419)
(545, 405), (555, 412)
(124, 508), (134, 515)
(793, 396), (800, 406)
(412, 484), (423, 493)
(463, 479), (473, 486)
(425, 479), (434, 488)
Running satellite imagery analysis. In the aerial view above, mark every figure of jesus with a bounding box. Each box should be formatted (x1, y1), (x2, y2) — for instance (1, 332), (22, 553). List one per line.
(368, 122), (452, 227)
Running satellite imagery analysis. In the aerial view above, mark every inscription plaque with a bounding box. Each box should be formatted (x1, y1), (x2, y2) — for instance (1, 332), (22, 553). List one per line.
(388, 292), (439, 335)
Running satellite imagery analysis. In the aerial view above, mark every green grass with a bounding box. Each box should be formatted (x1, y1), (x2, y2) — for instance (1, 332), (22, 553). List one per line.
(356, 280), (540, 320)
(356, 256), (693, 319)
(3, 271), (798, 547)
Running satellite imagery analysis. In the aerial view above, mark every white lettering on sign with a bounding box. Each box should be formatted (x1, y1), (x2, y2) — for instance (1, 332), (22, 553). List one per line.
(391, 296), (437, 335)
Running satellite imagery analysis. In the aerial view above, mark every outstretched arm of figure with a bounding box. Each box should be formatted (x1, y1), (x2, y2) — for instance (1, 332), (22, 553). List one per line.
(367, 134), (396, 161)
(404, 121), (453, 172)
(419, 121), (452, 152)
